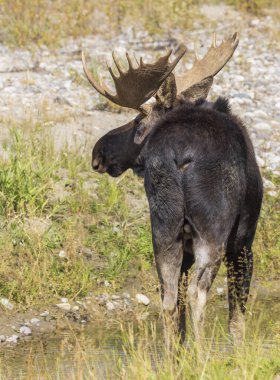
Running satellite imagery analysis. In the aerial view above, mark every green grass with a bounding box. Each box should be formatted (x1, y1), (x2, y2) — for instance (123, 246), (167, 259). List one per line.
(0, 0), (198, 48)
(0, 123), (152, 307)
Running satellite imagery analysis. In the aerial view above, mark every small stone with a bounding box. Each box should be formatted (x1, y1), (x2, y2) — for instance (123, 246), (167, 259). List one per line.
(30, 318), (40, 325)
(136, 294), (150, 306)
(263, 179), (276, 190)
(56, 303), (71, 311)
(60, 297), (68, 303)
(0, 298), (14, 310)
(20, 326), (32, 336)
(249, 19), (260, 27)
(0, 335), (6, 343)
(256, 156), (265, 168)
(255, 122), (271, 131)
(111, 295), (121, 300)
(104, 280), (110, 287)
(6, 335), (19, 343)
(106, 301), (115, 311)
(124, 299), (131, 306)
(267, 190), (278, 197)
(216, 287), (224, 296)
(72, 305), (79, 311)
(122, 292), (130, 299)
(40, 311), (49, 317)
(59, 250), (67, 258)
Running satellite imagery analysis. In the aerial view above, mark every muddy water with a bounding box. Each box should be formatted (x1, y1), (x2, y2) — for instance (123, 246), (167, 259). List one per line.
(1, 282), (279, 379)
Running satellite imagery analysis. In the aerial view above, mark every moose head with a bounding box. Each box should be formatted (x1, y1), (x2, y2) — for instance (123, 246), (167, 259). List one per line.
(82, 33), (239, 177)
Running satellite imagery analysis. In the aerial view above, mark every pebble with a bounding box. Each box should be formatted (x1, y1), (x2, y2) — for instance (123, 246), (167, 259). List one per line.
(40, 311), (50, 317)
(111, 295), (121, 300)
(6, 335), (19, 344)
(0, 298), (14, 310)
(263, 179), (276, 190)
(122, 292), (131, 299)
(106, 301), (116, 311)
(254, 122), (271, 131)
(216, 288), (224, 296)
(136, 294), (150, 306)
(72, 305), (80, 311)
(60, 297), (68, 303)
(56, 303), (71, 311)
(256, 156), (265, 168)
(30, 318), (40, 325)
(20, 326), (32, 336)
(58, 250), (67, 259)
(267, 190), (278, 197)
(0, 335), (6, 343)
(249, 19), (260, 27)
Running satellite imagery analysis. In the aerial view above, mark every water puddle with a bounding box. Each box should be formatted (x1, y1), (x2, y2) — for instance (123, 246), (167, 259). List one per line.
(0, 281), (279, 379)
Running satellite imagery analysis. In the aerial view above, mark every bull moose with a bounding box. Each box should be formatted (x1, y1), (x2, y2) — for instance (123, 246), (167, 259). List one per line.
(82, 33), (263, 343)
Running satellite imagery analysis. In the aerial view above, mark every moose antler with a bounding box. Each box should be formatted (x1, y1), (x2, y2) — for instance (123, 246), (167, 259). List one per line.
(176, 33), (239, 94)
(82, 45), (186, 111)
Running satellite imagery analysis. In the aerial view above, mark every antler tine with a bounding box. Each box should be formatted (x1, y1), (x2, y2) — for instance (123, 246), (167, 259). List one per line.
(212, 32), (217, 48)
(176, 32), (239, 94)
(112, 52), (123, 75)
(83, 45), (187, 111)
(82, 50), (115, 99)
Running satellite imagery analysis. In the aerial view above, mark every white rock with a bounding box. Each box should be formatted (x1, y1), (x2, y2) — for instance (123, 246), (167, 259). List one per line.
(30, 318), (40, 325)
(20, 326), (32, 336)
(56, 303), (71, 311)
(122, 292), (131, 299)
(256, 156), (265, 168)
(250, 19), (260, 27)
(0, 335), (6, 342)
(6, 335), (19, 343)
(104, 280), (110, 287)
(136, 294), (150, 306)
(216, 287), (224, 296)
(40, 311), (49, 317)
(254, 122), (271, 130)
(253, 110), (268, 118)
(111, 295), (121, 300)
(72, 305), (79, 311)
(59, 250), (67, 258)
(267, 190), (278, 197)
(263, 179), (276, 190)
(106, 301), (115, 311)
(60, 297), (68, 303)
(0, 298), (14, 310)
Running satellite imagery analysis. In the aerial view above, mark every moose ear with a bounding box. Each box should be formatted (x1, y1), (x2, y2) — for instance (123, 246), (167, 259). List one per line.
(178, 76), (213, 103)
(155, 73), (177, 109)
(133, 104), (153, 144)
(134, 122), (148, 144)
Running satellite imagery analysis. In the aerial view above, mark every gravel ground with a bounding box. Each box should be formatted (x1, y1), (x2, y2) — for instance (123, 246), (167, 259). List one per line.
(0, 4), (279, 179)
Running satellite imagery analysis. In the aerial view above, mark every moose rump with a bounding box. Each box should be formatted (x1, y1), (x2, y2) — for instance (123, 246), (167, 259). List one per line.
(142, 105), (263, 340)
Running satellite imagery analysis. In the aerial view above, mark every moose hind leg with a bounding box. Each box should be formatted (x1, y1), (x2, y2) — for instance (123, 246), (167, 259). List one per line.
(188, 240), (223, 339)
(225, 246), (253, 344)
